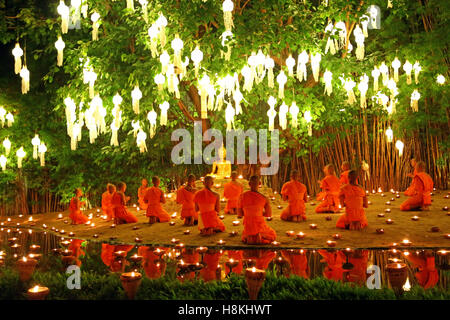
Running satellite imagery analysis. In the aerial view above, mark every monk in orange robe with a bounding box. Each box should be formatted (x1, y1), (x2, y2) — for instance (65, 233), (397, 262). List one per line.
(336, 170), (368, 230)
(176, 174), (198, 226)
(339, 161), (351, 185)
(316, 164), (341, 213)
(400, 161), (433, 211)
(238, 175), (276, 244)
(318, 249), (346, 282)
(281, 250), (309, 279)
(405, 157), (418, 195)
(405, 251), (439, 289)
(101, 183), (115, 221)
(280, 170), (308, 221)
(144, 176), (170, 223)
(223, 171), (243, 214)
(112, 182), (138, 224)
(68, 239), (85, 267)
(194, 175), (226, 235)
(200, 250), (223, 282)
(138, 246), (167, 279)
(138, 179), (148, 210)
(69, 188), (89, 225)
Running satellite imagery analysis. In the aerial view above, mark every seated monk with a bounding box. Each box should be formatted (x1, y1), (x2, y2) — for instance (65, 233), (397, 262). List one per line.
(101, 183), (116, 221)
(69, 188), (89, 225)
(400, 161), (433, 211)
(336, 170), (368, 230)
(280, 170), (308, 221)
(238, 175), (276, 244)
(404, 157), (418, 195)
(194, 175), (226, 235)
(339, 161), (358, 185)
(316, 164), (341, 213)
(405, 251), (439, 289)
(223, 171), (243, 214)
(176, 174), (198, 226)
(138, 179), (149, 210)
(112, 182), (138, 224)
(144, 176), (171, 223)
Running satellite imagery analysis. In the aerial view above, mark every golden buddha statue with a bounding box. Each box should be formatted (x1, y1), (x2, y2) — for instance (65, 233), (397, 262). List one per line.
(209, 144), (231, 179)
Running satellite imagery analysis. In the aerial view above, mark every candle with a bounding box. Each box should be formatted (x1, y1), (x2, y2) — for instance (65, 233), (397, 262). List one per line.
(129, 254), (143, 264)
(120, 272), (142, 300)
(411, 216), (419, 221)
(219, 215), (225, 220)
(386, 262), (407, 289)
(326, 240), (337, 247)
(295, 232), (305, 239)
(175, 243), (185, 250)
(286, 230), (295, 237)
(153, 248), (165, 257)
(271, 241), (280, 246)
(270, 196), (276, 201)
(238, 175), (243, 179)
(171, 212), (177, 218)
(57, 214), (63, 219)
(217, 239), (226, 245)
(29, 244), (40, 253)
(266, 217), (273, 221)
(16, 256), (38, 281)
(376, 228), (385, 234)
(110, 224), (116, 228)
(93, 234), (99, 238)
(133, 226), (139, 230)
(378, 213), (385, 217)
(385, 201), (391, 205)
(396, 194), (400, 198)
(232, 220), (240, 226)
(229, 231), (238, 237)
(226, 258), (239, 270)
(385, 208), (391, 213)
(325, 216), (332, 221)
(431, 226), (440, 232)
(221, 198), (226, 203)
(390, 198), (395, 201)
(245, 267), (266, 300)
(386, 219), (394, 224)
(381, 193), (385, 197)
(196, 246), (208, 254)
(171, 238), (180, 244)
(309, 224), (317, 229)
(169, 221), (176, 226)
(443, 206), (449, 211)
(60, 240), (71, 247)
(310, 202), (315, 206)
(184, 230), (191, 235)
(444, 234), (450, 239)
(135, 237), (142, 243)
(401, 239), (412, 246)
(27, 285), (50, 300)
(332, 233), (342, 240)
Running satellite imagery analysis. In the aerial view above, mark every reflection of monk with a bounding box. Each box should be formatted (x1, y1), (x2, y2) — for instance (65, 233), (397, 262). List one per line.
(405, 252), (439, 289)
(223, 171), (243, 214)
(101, 244), (133, 272)
(281, 250), (309, 279)
(243, 249), (276, 270)
(200, 250), (223, 282)
(178, 248), (200, 281)
(318, 249), (346, 282)
(225, 250), (244, 275)
(344, 250), (369, 285)
(68, 239), (85, 267)
(210, 144), (231, 179)
(138, 246), (166, 279)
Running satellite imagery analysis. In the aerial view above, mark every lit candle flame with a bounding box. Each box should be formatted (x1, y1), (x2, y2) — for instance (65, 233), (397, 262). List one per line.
(32, 285), (40, 293)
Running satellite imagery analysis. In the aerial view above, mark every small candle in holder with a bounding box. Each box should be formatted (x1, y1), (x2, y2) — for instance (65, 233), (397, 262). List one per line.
(57, 214), (63, 219)
(184, 230), (191, 235)
(411, 216), (419, 221)
(332, 234), (342, 240)
(376, 228), (385, 234)
(309, 224), (318, 230)
(27, 285), (50, 300)
(385, 201), (391, 205)
(271, 241), (280, 246)
(266, 217), (273, 221)
(431, 226), (440, 233)
(169, 221), (176, 226)
(385, 208), (391, 213)
(401, 239), (412, 246)
(221, 198), (226, 203)
(386, 219), (394, 224)
(443, 206), (449, 211)
(381, 193), (385, 197)
(68, 232), (75, 237)
(396, 194), (400, 198)
(378, 213), (385, 218)
(110, 224), (116, 228)
(171, 238), (180, 244)
(277, 205), (283, 209)
(230, 231), (238, 237)
(390, 198), (395, 201)
(196, 246), (208, 254)
(367, 201), (372, 205)
(135, 237), (142, 243)
(93, 234), (99, 238)
(171, 212), (177, 218)
(175, 243), (185, 250)
(232, 220), (240, 226)
(219, 215), (225, 220)
(326, 240), (337, 247)
(286, 230), (295, 237)
(295, 232), (305, 240)
(132, 226), (139, 230)
(444, 234), (450, 239)
(217, 239), (226, 245)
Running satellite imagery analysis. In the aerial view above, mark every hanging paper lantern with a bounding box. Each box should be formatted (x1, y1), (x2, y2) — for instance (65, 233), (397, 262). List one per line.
(285, 54), (296, 77)
(16, 147), (26, 168)
(85, 70), (97, 99)
(387, 98), (397, 115)
(81, 0), (88, 18)
(38, 143), (47, 166)
(57, 1), (70, 34)
(410, 90), (420, 112)
(171, 35), (183, 72)
(403, 61), (412, 85)
(436, 74), (445, 85)
(372, 67), (380, 91)
(225, 103), (235, 131)
(131, 86), (142, 114)
(147, 110), (157, 138)
(126, 0), (134, 11)
(297, 51), (308, 82)
(154, 73), (165, 91)
(267, 105), (276, 132)
(387, 78), (398, 98)
(112, 93), (123, 128)
(139, 0), (149, 23)
(310, 53), (321, 82)
(367, 5), (381, 29)
(343, 78), (356, 105)
(304, 110), (312, 136)
(110, 123), (119, 147)
(136, 129), (147, 153)
(323, 70), (332, 96)
(3, 138), (11, 155)
(276, 70), (287, 99)
(159, 101), (170, 126)
(413, 61), (421, 84)
(391, 57), (401, 82)
(71, 121), (82, 150)
(358, 75), (369, 109)
(180, 56), (189, 79)
(148, 24), (159, 57)
(265, 56), (275, 88)
(31, 134), (40, 159)
(289, 102), (299, 128)
(248, 52), (258, 84)
(360, 15), (369, 37)
(199, 74), (210, 119)
(12, 43), (23, 75)
(91, 12), (100, 41)
(0, 107), (5, 127)
(156, 13), (168, 48)
(20, 66), (30, 94)
(255, 50), (266, 84)
(131, 120), (140, 137)
(241, 65), (254, 92)
(324, 23), (336, 55)
(334, 21), (347, 49)
(70, 0), (82, 27)
(385, 127), (393, 143)
(379, 62), (389, 86)
(55, 36), (65, 67)
(64, 97), (76, 137)
(191, 46), (203, 78)
(233, 89), (243, 115)
(395, 140), (404, 157)
(0, 155), (6, 171)
(206, 83), (215, 111)
(278, 102), (288, 130)
(220, 31), (233, 61)
(222, 0), (234, 31)
(354, 25), (365, 60)
(159, 50), (170, 74)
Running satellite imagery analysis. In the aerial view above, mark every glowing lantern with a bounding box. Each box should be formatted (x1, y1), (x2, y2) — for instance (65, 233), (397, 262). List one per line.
(3, 138), (11, 155)
(436, 74), (445, 85)
(31, 135), (40, 159)
(55, 36), (65, 67)
(131, 120), (140, 137)
(358, 75), (369, 109)
(85, 70), (97, 99)
(126, 0), (134, 11)
(323, 70), (332, 96)
(0, 155), (6, 171)
(410, 90), (420, 112)
(343, 78), (356, 105)
(289, 102), (299, 128)
(324, 23), (336, 55)
(278, 102), (288, 130)
(156, 13), (167, 48)
(391, 57), (401, 82)
(136, 130), (147, 153)
(367, 5), (381, 29)
(131, 86), (142, 114)
(110, 123), (119, 147)
(5, 113), (13, 127)
(297, 51), (308, 82)
(191, 46), (203, 78)
(241, 65), (253, 92)
(403, 61), (412, 85)
(20, 66), (30, 94)
(276, 70), (287, 99)
(0, 107), (5, 127)
(255, 50), (266, 83)
(91, 12), (100, 41)
(385, 127), (393, 143)
(171, 35), (183, 71)
(139, 0), (149, 23)
(334, 21), (347, 49)
(148, 24), (159, 57)
(222, 0), (234, 31)
(413, 61), (421, 84)
(304, 110), (312, 136)
(233, 89), (243, 115)
(267, 96), (277, 131)
(147, 110), (157, 138)
(154, 73), (165, 91)
(225, 103), (235, 131)
(354, 25), (365, 60)
(199, 74), (210, 119)
(265, 56), (275, 88)
(112, 94), (122, 130)
(372, 67), (380, 91)
(12, 43), (23, 75)
(285, 54), (295, 77)
(360, 15), (369, 37)
(16, 147), (26, 168)
(387, 0), (393, 9)
(57, 1), (70, 34)
(379, 62), (389, 86)
(311, 53), (321, 82)
(38, 143), (47, 166)
(159, 50), (170, 74)
(159, 101), (170, 126)
(395, 140), (404, 157)
(70, 0), (82, 28)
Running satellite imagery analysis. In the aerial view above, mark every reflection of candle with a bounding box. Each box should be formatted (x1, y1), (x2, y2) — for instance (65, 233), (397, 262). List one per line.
(171, 238), (180, 244)
(175, 243), (185, 250)
(238, 175), (243, 179)
(326, 240), (336, 247)
(196, 246), (208, 254)
(401, 239), (411, 246)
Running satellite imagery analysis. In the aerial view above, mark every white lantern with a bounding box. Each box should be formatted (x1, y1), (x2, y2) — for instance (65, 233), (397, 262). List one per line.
(57, 1), (70, 34)
(156, 13), (168, 47)
(148, 24), (159, 57)
(220, 31), (233, 61)
(3, 138), (11, 155)
(391, 57), (401, 82)
(225, 103), (235, 131)
(289, 102), (299, 128)
(297, 51), (308, 82)
(436, 74), (445, 85)
(154, 73), (165, 91)
(358, 75), (369, 109)
(413, 61), (421, 84)
(372, 67), (380, 91)
(276, 70), (287, 99)
(344, 78), (356, 105)
(385, 127), (393, 143)
(403, 61), (412, 85)
(12, 43), (23, 75)
(16, 147), (26, 168)
(20, 66), (30, 94)
(255, 49), (266, 83)
(379, 62), (389, 86)
(395, 140), (404, 157)
(285, 54), (296, 77)
(191, 46), (203, 78)
(91, 12), (100, 41)
(354, 25), (365, 60)
(38, 143), (47, 166)
(304, 110), (312, 136)
(0, 155), (6, 171)
(278, 102), (289, 130)
(323, 70), (333, 96)
(241, 65), (254, 92)
(147, 110), (157, 138)
(171, 35), (183, 71)
(310, 52), (321, 82)
(55, 36), (65, 67)
(199, 74), (210, 119)
(126, 0), (134, 11)
(70, 0), (82, 27)
(131, 86), (142, 114)
(267, 104), (276, 132)
(324, 23), (336, 55)
(233, 89), (243, 115)
(334, 21), (347, 49)
(110, 123), (119, 147)
(265, 56), (275, 88)
(136, 130), (147, 153)
(360, 15), (369, 37)
(86, 70), (97, 99)
(131, 120), (140, 137)
(0, 107), (5, 127)
(139, 0), (149, 23)
(410, 90), (420, 112)
(159, 50), (170, 74)
(31, 134), (40, 159)
(222, 0), (234, 31)
(159, 101), (170, 126)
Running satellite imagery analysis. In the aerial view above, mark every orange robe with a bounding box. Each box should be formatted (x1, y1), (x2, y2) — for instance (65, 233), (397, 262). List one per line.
(144, 186), (170, 222)
(193, 188), (225, 232)
(178, 249), (199, 281)
(281, 250), (309, 279)
(400, 172), (434, 211)
(176, 186), (198, 220)
(239, 191), (276, 243)
(345, 250), (369, 285)
(101, 244), (133, 272)
(111, 192), (138, 224)
(336, 184), (368, 229)
(405, 255), (439, 289)
(138, 186), (148, 210)
(138, 246), (166, 279)
(280, 180), (307, 220)
(68, 239), (85, 267)
(318, 250), (346, 282)
(243, 249), (276, 270)
(315, 175), (341, 213)
(223, 181), (243, 214)
(200, 251), (222, 282)
(69, 197), (89, 224)
(101, 191), (114, 221)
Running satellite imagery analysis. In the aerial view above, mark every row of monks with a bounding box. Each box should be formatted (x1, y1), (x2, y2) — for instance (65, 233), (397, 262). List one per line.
(68, 159), (434, 245)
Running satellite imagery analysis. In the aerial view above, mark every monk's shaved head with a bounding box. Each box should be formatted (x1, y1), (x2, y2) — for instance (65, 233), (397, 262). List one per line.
(249, 175), (260, 191)
(325, 164), (335, 175)
(204, 175), (214, 188)
(117, 182), (126, 191)
(74, 188), (82, 196)
(415, 161), (426, 172)
(231, 171), (238, 180)
(348, 170), (358, 184)
(290, 170), (299, 180)
(341, 161), (350, 171)
(142, 178), (148, 185)
(107, 183), (116, 193)
(188, 174), (196, 182)
(152, 176), (160, 185)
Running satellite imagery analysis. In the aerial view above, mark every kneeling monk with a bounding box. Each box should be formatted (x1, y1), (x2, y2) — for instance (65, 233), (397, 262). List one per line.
(112, 182), (138, 224)
(238, 175), (276, 244)
(194, 175), (226, 235)
(69, 188), (89, 225)
(336, 170), (368, 230)
(400, 161), (433, 211)
(280, 170), (308, 221)
(339, 161), (353, 185)
(144, 176), (170, 223)
(102, 183), (115, 221)
(137, 178), (148, 210)
(316, 164), (341, 213)
(223, 171), (243, 214)
(176, 174), (198, 226)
